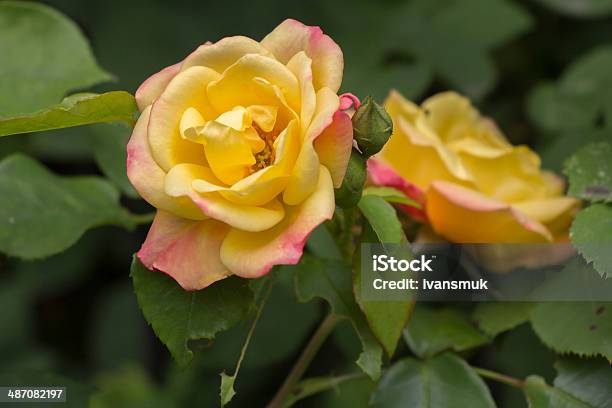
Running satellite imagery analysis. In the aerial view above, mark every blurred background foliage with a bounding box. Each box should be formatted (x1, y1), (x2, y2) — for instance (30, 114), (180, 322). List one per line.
(1, 0), (612, 406)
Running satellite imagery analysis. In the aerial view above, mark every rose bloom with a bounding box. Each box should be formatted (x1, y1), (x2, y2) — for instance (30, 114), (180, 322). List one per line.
(127, 20), (355, 290)
(369, 91), (580, 244)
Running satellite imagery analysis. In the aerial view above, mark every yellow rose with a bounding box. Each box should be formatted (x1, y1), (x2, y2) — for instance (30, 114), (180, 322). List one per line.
(369, 91), (580, 243)
(127, 19), (355, 290)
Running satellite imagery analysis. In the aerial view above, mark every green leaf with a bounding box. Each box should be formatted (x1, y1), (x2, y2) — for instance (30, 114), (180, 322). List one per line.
(353, 219), (414, 357)
(219, 372), (237, 407)
(333, 0), (531, 101)
(370, 353), (496, 408)
(394, 0), (532, 99)
(316, 373), (375, 408)
(554, 358), (612, 408)
(358, 195), (406, 245)
(403, 305), (490, 358)
(535, 0), (612, 17)
(363, 186), (421, 208)
(306, 223), (342, 261)
(529, 301), (612, 360)
(0, 1), (111, 117)
(528, 47), (612, 135)
(284, 373), (369, 407)
(564, 142), (612, 203)
(571, 204), (612, 279)
(472, 302), (533, 337)
(293, 255), (383, 380)
(0, 92), (137, 137)
(524, 375), (595, 408)
(91, 122), (138, 198)
(0, 154), (133, 259)
(130, 257), (254, 368)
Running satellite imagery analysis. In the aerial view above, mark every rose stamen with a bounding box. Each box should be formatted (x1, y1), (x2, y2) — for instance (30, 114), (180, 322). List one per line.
(251, 124), (277, 172)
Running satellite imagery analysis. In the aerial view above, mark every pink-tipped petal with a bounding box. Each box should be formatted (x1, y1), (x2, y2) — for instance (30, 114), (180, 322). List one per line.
(135, 62), (181, 112)
(426, 181), (553, 243)
(339, 93), (360, 110)
(138, 211), (230, 290)
(220, 165), (334, 278)
(314, 110), (353, 188)
(126, 106), (204, 220)
(367, 159), (427, 221)
(261, 19), (343, 93)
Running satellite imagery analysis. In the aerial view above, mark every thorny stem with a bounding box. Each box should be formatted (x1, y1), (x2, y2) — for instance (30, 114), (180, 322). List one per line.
(266, 314), (340, 408)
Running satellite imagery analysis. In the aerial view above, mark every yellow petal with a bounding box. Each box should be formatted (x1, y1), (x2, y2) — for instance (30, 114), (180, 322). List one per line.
(207, 54), (300, 114)
(215, 106), (251, 131)
(459, 145), (556, 203)
(385, 89), (420, 123)
(513, 197), (581, 236)
(218, 167), (289, 206)
(127, 106), (205, 220)
(286, 51), (316, 128)
(261, 19), (343, 93)
(220, 165), (334, 278)
(377, 116), (473, 190)
(189, 165), (289, 206)
(283, 88), (339, 205)
(426, 181), (552, 243)
(272, 119), (301, 174)
(179, 107), (206, 140)
(137, 211), (230, 290)
(181, 36), (272, 73)
(135, 62), (181, 111)
(247, 105), (278, 132)
(164, 163), (286, 231)
(148, 66), (220, 171)
(199, 120), (256, 185)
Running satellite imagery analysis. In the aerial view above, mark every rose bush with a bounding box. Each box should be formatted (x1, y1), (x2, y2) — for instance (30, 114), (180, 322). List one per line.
(127, 19), (355, 290)
(369, 91), (580, 243)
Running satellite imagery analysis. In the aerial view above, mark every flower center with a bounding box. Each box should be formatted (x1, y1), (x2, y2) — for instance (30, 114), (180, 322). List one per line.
(179, 105), (280, 185)
(251, 125), (277, 172)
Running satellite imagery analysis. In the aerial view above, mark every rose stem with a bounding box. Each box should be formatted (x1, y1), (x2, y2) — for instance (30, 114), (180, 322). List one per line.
(266, 314), (340, 408)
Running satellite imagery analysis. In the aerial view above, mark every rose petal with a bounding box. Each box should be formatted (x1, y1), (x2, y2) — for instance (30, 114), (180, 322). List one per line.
(164, 163), (286, 232)
(426, 181), (552, 243)
(220, 165), (334, 278)
(286, 51), (316, 129)
(367, 158), (427, 221)
(314, 110), (353, 188)
(459, 145), (560, 203)
(127, 106), (204, 220)
(148, 66), (220, 171)
(181, 36), (272, 73)
(283, 88), (339, 204)
(512, 197), (581, 237)
(339, 92), (360, 111)
(135, 62), (181, 112)
(207, 53), (300, 114)
(379, 91), (473, 190)
(261, 19), (343, 93)
(138, 211), (230, 290)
